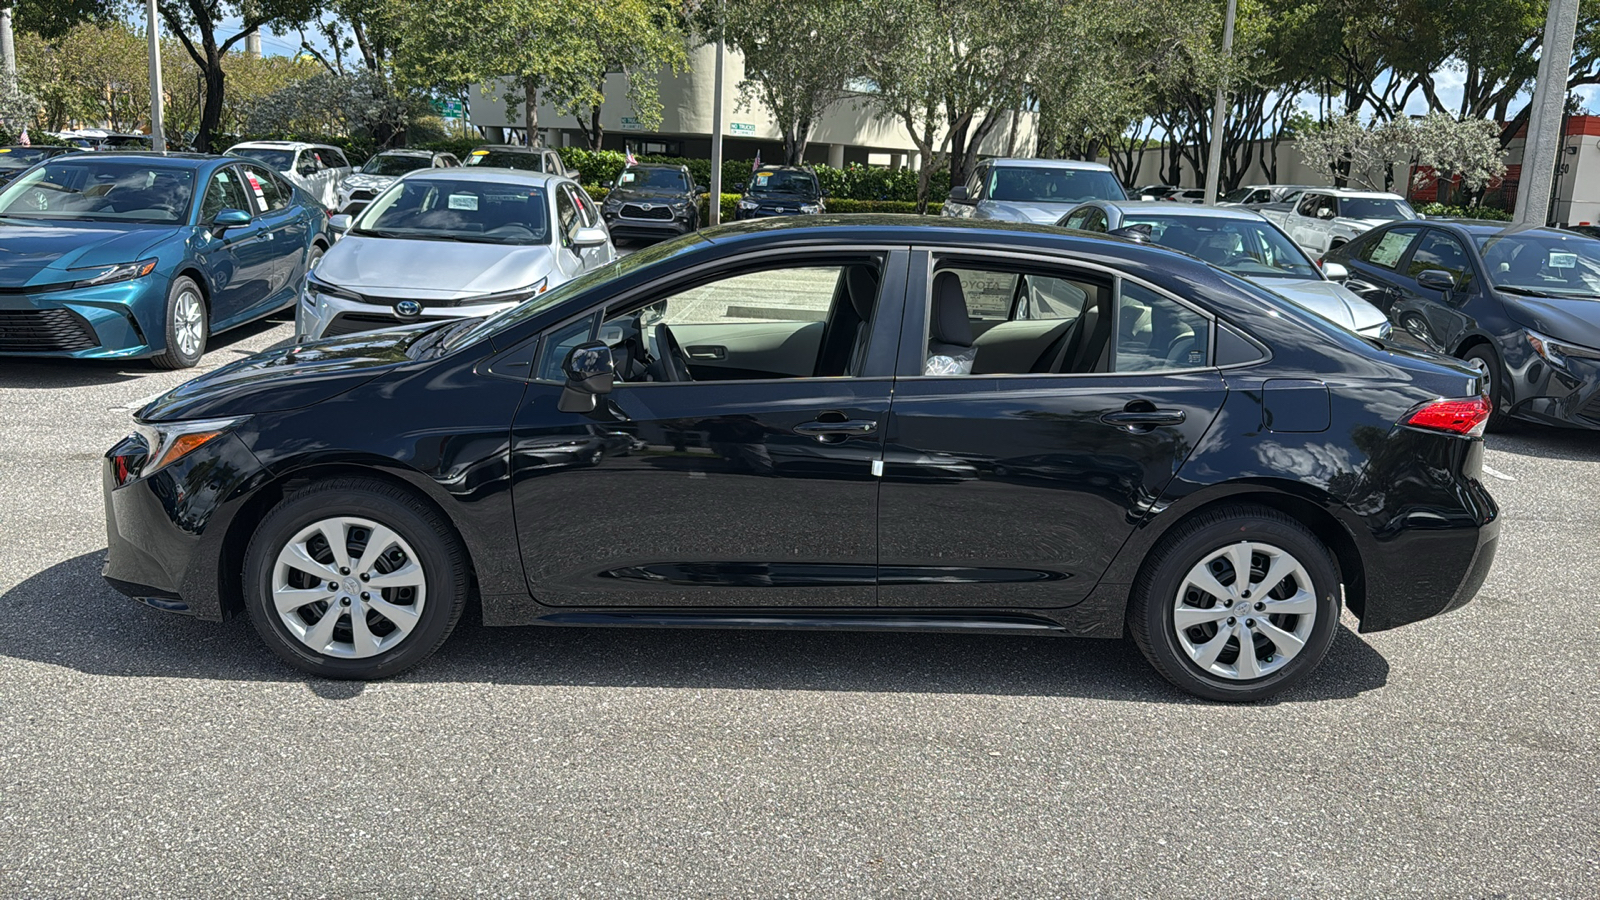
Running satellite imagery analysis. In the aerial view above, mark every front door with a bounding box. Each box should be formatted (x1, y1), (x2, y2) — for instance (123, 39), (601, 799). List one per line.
(1392, 227), (1479, 352)
(194, 165), (262, 323)
(876, 251), (1227, 608)
(510, 249), (909, 608)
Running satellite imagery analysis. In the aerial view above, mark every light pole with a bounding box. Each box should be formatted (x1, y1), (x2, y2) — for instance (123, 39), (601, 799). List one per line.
(1515, 0), (1580, 227)
(708, 1), (726, 226)
(146, 0), (167, 152)
(1202, 0), (1237, 205)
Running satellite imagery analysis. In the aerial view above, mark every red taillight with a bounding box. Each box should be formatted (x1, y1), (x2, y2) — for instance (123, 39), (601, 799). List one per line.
(1404, 396), (1492, 437)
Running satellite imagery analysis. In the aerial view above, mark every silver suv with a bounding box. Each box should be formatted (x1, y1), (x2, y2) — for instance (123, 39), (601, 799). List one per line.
(226, 140), (353, 210)
(942, 159), (1126, 225)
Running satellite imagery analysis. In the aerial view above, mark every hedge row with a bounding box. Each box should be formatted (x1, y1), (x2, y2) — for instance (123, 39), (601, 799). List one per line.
(1417, 202), (1513, 221)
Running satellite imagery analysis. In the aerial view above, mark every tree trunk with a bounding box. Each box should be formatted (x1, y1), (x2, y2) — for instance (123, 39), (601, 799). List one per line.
(198, 48), (225, 153)
(588, 104), (603, 150)
(523, 77), (539, 144)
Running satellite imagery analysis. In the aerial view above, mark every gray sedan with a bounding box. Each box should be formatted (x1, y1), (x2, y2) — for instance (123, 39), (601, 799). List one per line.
(299, 169), (615, 340)
(1058, 201), (1391, 338)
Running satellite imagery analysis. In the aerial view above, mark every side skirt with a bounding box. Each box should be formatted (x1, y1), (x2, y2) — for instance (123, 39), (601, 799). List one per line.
(531, 610), (1065, 634)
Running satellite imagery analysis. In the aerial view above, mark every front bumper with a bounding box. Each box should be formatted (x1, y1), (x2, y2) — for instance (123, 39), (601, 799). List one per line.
(733, 205), (822, 220)
(101, 430), (266, 620)
(298, 287), (519, 341)
(0, 277), (167, 359)
(1505, 349), (1600, 429)
(602, 211), (695, 239)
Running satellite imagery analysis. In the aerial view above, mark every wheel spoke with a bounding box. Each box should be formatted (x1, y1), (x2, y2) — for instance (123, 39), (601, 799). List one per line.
(1260, 588), (1316, 617)
(1225, 543), (1254, 590)
(349, 605), (381, 657)
(366, 560), (422, 590)
(1173, 604), (1232, 629)
(1254, 552), (1296, 597)
(317, 520), (352, 571)
(273, 584), (333, 613)
(1191, 626), (1233, 669)
(354, 524), (400, 577)
(278, 541), (338, 581)
(1186, 566), (1235, 603)
(1236, 633), (1263, 678)
(367, 595), (420, 636)
(1256, 619), (1306, 659)
(304, 603), (342, 652)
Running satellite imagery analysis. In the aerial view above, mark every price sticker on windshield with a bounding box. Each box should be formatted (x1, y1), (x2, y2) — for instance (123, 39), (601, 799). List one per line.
(448, 193), (479, 211)
(1549, 251), (1578, 269)
(244, 172), (267, 211)
(755, 173), (770, 186)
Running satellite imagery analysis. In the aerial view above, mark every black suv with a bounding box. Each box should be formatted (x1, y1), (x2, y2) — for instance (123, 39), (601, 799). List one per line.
(463, 145), (570, 176)
(734, 166), (825, 219)
(601, 164), (701, 242)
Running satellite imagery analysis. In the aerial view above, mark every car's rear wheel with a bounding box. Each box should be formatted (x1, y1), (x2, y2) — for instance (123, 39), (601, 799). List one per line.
(150, 276), (207, 369)
(244, 478), (468, 679)
(1461, 344), (1511, 432)
(1129, 506), (1340, 702)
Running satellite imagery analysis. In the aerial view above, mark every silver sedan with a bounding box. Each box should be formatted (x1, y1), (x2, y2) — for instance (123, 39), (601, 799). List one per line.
(299, 169), (616, 340)
(1057, 200), (1391, 338)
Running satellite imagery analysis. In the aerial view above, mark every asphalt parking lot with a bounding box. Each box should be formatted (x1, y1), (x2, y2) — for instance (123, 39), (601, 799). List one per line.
(1, 316), (1596, 897)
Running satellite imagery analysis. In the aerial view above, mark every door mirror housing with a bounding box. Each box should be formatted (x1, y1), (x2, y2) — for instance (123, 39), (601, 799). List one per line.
(571, 225), (609, 248)
(1415, 269), (1457, 293)
(558, 341), (616, 413)
(214, 208), (251, 229)
(1321, 261), (1349, 281)
(327, 214), (353, 234)
(947, 185), (972, 203)
(1316, 206), (1334, 219)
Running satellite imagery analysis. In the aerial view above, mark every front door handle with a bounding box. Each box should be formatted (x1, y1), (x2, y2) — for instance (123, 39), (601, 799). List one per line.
(1100, 409), (1186, 429)
(794, 420), (878, 440)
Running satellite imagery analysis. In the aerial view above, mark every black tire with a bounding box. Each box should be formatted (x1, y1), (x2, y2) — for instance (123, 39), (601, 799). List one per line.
(307, 242), (325, 272)
(1128, 506), (1341, 702)
(1461, 344), (1512, 432)
(149, 275), (208, 370)
(243, 477), (469, 679)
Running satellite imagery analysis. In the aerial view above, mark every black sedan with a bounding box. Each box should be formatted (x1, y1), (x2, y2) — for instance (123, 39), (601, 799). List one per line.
(102, 218), (1498, 702)
(1326, 220), (1600, 429)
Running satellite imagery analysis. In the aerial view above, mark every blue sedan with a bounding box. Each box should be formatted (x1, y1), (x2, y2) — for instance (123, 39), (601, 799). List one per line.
(0, 152), (329, 368)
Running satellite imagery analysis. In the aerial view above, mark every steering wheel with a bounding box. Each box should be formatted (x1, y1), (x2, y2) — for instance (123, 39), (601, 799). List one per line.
(647, 323), (693, 382)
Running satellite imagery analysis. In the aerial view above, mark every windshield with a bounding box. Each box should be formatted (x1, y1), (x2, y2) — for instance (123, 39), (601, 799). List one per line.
(353, 179), (550, 244)
(0, 148), (56, 170)
(1341, 197), (1414, 220)
(988, 167), (1126, 203)
(229, 147), (295, 170)
(1222, 188), (1255, 203)
(746, 169), (818, 197)
(0, 160), (195, 223)
(618, 167), (688, 191)
(464, 149), (543, 171)
(362, 154), (433, 176)
(1477, 231), (1600, 297)
(1125, 216), (1320, 279)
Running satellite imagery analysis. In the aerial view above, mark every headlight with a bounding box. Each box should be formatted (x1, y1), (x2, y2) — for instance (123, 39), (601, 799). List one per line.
(126, 416), (249, 480)
(737, 200), (758, 211)
(70, 259), (157, 288)
(670, 201), (688, 211)
(459, 278), (547, 305)
(1527, 329), (1600, 368)
(800, 203), (822, 214)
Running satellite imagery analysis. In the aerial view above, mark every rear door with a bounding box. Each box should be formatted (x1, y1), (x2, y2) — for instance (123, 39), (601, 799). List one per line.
(235, 163), (309, 315)
(876, 249), (1227, 608)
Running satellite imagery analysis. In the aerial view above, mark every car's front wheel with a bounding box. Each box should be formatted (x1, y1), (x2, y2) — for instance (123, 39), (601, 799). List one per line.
(1461, 344), (1511, 432)
(244, 478), (469, 679)
(1129, 506), (1340, 702)
(150, 275), (207, 369)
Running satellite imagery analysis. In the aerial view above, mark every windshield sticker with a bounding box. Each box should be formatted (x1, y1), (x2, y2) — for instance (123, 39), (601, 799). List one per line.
(243, 172), (267, 210)
(0, 149), (9, 153)
(1369, 231), (1411, 268)
(755, 173), (770, 186)
(1549, 251), (1578, 269)
(448, 193), (479, 211)
(620, 172), (636, 184)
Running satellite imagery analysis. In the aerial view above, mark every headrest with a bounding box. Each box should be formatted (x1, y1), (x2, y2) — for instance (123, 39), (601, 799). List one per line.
(930, 271), (974, 348)
(845, 265), (880, 319)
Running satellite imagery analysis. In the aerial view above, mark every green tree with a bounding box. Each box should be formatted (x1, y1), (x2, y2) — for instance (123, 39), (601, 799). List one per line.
(546, 0), (685, 150)
(701, 0), (866, 165)
(158, 0), (319, 151)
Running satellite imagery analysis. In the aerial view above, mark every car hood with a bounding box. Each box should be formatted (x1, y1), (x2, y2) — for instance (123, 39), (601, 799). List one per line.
(315, 234), (556, 301)
(1248, 277), (1389, 333)
(1500, 293), (1600, 348)
(979, 201), (1081, 225)
(0, 221), (179, 288)
(340, 173), (397, 192)
(139, 324), (437, 422)
(608, 186), (691, 203)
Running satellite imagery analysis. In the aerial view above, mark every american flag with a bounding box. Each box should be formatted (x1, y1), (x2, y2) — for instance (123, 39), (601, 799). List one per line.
(752, 150), (761, 172)
(625, 147), (637, 166)
(18, 127), (29, 148)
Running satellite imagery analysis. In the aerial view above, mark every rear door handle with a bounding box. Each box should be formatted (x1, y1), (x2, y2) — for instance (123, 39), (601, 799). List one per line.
(1100, 409), (1186, 428)
(794, 420), (878, 439)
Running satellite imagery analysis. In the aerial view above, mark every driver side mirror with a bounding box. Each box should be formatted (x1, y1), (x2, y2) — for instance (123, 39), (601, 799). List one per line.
(1416, 269), (1457, 294)
(947, 185), (972, 203)
(1321, 261), (1349, 281)
(571, 225), (608, 248)
(328, 214), (353, 235)
(213, 208), (251, 230)
(1317, 207), (1334, 219)
(558, 341), (615, 413)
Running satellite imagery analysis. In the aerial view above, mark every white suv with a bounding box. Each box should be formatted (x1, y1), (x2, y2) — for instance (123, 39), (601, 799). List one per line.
(226, 140), (353, 210)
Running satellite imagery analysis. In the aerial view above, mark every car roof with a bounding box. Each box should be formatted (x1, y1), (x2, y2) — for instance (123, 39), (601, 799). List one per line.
(48, 151), (220, 167)
(229, 140), (323, 149)
(987, 158), (1115, 172)
(399, 168), (564, 187)
(1298, 187), (1406, 199)
(1099, 201), (1268, 221)
(375, 149), (434, 158)
(472, 145), (545, 152)
(627, 163), (688, 170)
(752, 165), (813, 174)
(1411, 219), (1577, 240)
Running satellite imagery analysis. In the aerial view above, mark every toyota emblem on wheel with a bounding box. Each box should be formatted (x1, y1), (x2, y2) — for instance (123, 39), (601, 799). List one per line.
(394, 299), (422, 318)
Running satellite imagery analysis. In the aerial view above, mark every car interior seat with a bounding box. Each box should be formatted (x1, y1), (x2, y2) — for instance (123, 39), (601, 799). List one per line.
(814, 264), (880, 376)
(926, 271), (975, 369)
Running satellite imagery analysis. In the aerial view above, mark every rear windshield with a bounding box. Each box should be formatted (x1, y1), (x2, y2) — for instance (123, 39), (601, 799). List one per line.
(464, 150), (544, 171)
(229, 147), (295, 170)
(988, 167), (1126, 203)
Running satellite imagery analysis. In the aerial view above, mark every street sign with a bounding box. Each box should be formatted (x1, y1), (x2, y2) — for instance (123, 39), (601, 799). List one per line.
(730, 122), (755, 134)
(620, 117), (643, 131)
(431, 98), (465, 119)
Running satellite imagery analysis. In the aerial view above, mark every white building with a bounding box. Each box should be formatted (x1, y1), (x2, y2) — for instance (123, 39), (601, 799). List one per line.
(469, 43), (1037, 169)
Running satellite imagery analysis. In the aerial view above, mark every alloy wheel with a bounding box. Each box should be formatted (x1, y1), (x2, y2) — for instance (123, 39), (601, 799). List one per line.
(271, 516), (427, 659)
(1171, 541), (1317, 680)
(173, 289), (205, 358)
